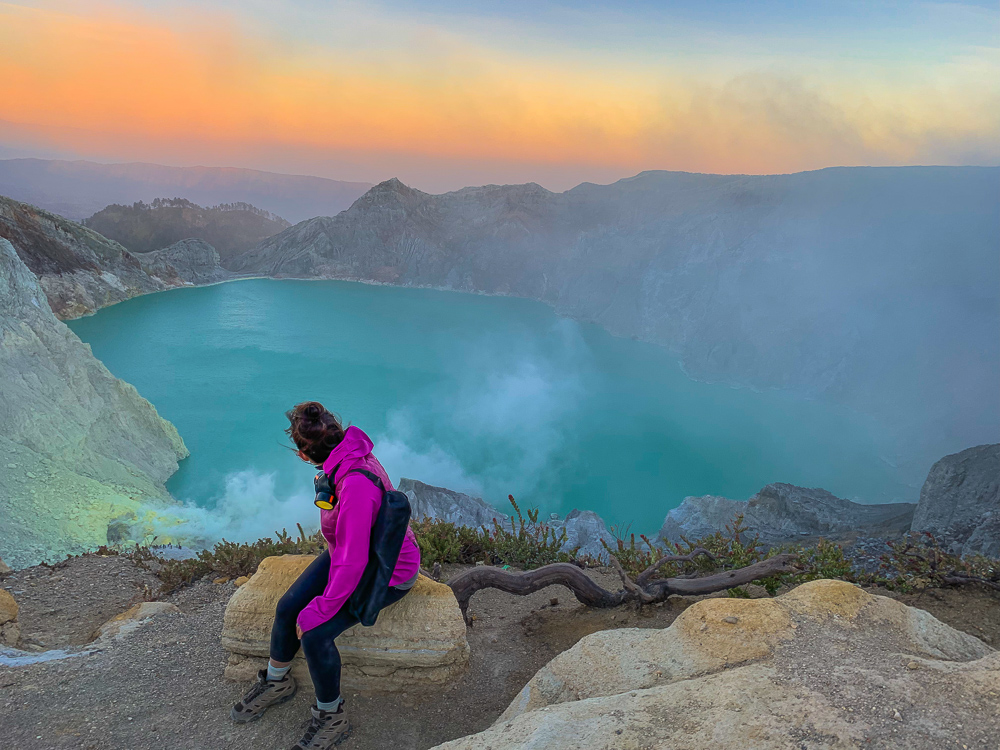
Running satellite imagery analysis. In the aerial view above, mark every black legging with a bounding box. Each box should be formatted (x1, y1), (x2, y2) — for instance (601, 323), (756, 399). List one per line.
(269, 550), (410, 702)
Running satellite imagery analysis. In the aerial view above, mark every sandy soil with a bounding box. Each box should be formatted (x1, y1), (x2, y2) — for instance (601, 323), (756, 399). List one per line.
(0, 557), (997, 750)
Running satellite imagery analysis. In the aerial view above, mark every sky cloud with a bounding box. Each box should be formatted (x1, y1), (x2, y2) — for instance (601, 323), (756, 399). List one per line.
(1, 1), (997, 191)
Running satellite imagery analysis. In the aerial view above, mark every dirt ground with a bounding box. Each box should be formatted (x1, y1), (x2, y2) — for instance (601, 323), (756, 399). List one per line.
(1, 557), (998, 750)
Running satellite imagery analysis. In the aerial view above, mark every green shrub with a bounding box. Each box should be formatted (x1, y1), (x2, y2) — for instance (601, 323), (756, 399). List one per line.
(482, 496), (575, 569)
(857, 532), (1000, 593)
(411, 495), (576, 569)
(411, 518), (490, 565)
(153, 523), (325, 593)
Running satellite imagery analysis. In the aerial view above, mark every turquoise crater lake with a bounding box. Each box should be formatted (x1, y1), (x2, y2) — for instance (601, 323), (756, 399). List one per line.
(69, 279), (913, 543)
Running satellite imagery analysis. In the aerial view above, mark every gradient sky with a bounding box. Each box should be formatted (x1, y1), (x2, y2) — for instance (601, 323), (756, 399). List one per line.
(1, 0), (998, 191)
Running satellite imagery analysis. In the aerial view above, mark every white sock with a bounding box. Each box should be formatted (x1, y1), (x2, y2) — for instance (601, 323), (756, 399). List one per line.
(266, 663), (291, 682)
(316, 696), (343, 713)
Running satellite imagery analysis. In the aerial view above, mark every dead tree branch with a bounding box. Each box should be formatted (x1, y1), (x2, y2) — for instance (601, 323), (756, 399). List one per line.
(635, 547), (715, 587)
(941, 573), (1000, 591)
(446, 553), (800, 625)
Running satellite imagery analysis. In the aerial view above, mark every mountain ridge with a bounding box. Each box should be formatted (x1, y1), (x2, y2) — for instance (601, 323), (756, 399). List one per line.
(0, 158), (373, 224)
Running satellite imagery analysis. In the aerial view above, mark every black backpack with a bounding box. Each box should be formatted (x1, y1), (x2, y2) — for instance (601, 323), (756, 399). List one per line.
(315, 467), (413, 626)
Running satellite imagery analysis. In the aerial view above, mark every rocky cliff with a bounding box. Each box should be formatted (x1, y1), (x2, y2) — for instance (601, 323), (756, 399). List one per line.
(85, 198), (290, 262)
(911, 444), (999, 556)
(0, 195), (167, 318)
(0, 195), (228, 318)
(400, 478), (510, 529)
(0, 238), (188, 568)
(659, 482), (916, 547)
(136, 239), (233, 286)
(233, 167), (1000, 468)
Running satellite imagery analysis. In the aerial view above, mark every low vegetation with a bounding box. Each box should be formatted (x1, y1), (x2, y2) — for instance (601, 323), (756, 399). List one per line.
(413, 495), (575, 570)
(85, 500), (999, 602)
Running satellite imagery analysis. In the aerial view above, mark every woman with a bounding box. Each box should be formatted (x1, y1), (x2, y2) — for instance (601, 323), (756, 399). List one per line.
(231, 402), (421, 749)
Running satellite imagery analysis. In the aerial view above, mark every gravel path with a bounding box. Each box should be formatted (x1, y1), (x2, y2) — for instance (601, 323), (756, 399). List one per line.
(2, 556), (997, 749)
(0, 559), (680, 750)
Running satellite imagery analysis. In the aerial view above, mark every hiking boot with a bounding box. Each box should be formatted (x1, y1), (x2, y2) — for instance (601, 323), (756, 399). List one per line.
(289, 704), (352, 749)
(231, 668), (297, 723)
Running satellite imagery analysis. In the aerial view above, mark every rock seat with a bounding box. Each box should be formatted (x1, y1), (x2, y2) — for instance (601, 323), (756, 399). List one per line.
(431, 580), (998, 750)
(221, 555), (469, 690)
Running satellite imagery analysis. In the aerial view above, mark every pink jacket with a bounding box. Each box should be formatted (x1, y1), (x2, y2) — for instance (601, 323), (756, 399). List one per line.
(297, 426), (422, 633)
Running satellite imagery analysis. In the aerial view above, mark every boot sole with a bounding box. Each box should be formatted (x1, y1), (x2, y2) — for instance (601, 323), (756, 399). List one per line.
(335, 724), (352, 746)
(230, 686), (297, 724)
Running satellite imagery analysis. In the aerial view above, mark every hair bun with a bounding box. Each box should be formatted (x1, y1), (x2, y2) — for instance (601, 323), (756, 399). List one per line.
(286, 401), (345, 464)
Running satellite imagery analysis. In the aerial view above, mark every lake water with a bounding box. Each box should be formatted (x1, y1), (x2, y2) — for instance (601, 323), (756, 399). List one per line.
(68, 279), (915, 544)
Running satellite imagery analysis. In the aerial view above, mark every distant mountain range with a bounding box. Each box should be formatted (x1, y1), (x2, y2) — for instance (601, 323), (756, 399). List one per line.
(84, 198), (290, 262)
(0, 159), (372, 224)
(232, 166), (1000, 472)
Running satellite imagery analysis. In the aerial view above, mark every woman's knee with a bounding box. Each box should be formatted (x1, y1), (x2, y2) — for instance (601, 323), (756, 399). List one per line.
(274, 591), (304, 625)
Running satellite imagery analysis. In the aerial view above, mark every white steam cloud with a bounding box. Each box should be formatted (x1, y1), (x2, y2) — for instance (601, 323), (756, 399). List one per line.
(374, 318), (589, 505)
(144, 470), (317, 549)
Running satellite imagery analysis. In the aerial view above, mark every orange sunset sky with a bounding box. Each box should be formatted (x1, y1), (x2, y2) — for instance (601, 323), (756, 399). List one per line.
(1, 0), (998, 192)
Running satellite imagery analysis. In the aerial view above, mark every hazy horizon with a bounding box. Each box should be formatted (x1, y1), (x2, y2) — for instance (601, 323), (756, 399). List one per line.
(2, 1), (997, 194)
(2, 154), (996, 201)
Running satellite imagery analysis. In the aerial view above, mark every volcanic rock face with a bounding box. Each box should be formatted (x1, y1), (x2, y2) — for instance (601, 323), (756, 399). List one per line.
(221, 555), (470, 690)
(0, 195), (167, 318)
(232, 168), (1000, 469)
(431, 580), (998, 750)
(659, 483), (916, 547)
(84, 198), (289, 262)
(136, 238), (233, 286)
(400, 478), (510, 529)
(547, 509), (616, 562)
(0, 238), (187, 568)
(911, 444), (1000, 556)
(0, 195), (230, 318)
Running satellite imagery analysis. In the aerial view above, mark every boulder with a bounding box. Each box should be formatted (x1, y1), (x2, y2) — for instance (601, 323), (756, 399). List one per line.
(659, 483), (916, 547)
(0, 588), (19, 646)
(221, 555), (470, 690)
(548, 509), (616, 562)
(93, 601), (180, 640)
(0, 558), (11, 576)
(658, 494), (748, 544)
(400, 478), (509, 529)
(431, 580), (997, 750)
(911, 444), (1000, 557)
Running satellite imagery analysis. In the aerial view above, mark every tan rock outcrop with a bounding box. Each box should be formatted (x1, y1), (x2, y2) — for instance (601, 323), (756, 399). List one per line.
(0, 588), (20, 646)
(221, 555), (470, 690)
(0, 558), (12, 576)
(93, 601), (180, 640)
(433, 580), (998, 750)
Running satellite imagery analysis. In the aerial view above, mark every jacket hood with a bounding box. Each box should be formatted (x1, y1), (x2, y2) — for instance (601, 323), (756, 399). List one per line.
(322, 425), (375, 476)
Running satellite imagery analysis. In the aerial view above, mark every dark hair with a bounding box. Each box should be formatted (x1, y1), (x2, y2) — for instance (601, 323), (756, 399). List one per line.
(285, 401), (345, 465)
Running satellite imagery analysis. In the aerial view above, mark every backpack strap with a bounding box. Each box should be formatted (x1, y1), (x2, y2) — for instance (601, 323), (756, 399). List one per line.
(346, 468), (386, 494)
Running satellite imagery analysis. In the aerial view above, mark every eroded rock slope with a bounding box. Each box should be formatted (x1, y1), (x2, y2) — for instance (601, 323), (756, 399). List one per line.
(0, 238), (188, 568)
